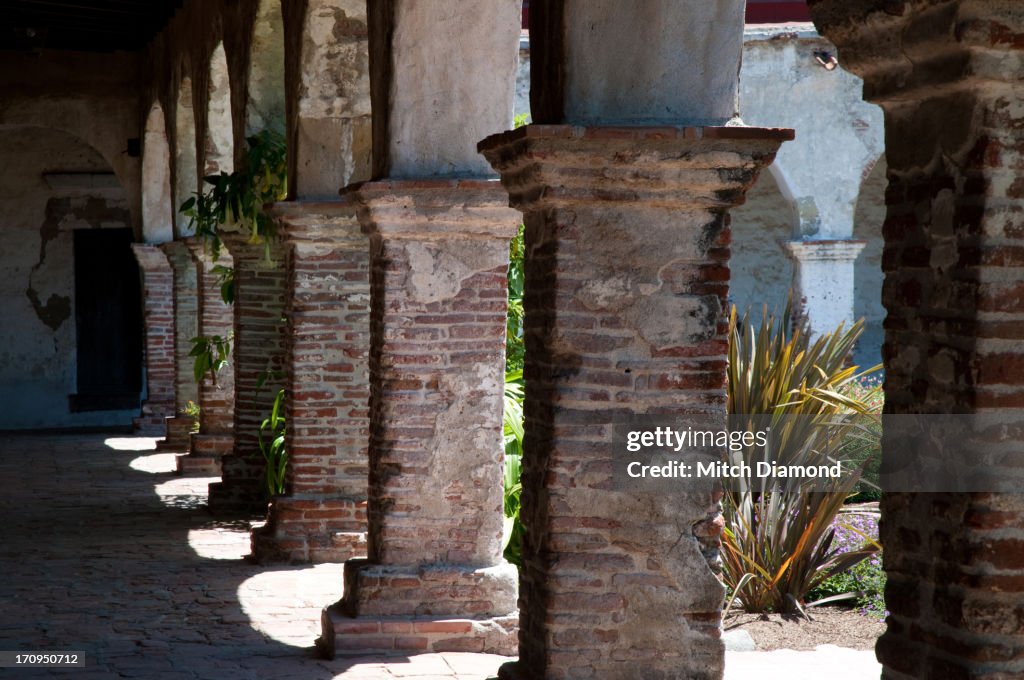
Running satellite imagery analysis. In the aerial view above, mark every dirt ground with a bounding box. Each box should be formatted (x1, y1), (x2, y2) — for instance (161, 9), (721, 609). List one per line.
(724, 606), (885, 651)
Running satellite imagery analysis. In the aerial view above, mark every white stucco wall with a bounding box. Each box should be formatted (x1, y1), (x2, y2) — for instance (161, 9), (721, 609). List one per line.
(739, 25), (884, 240)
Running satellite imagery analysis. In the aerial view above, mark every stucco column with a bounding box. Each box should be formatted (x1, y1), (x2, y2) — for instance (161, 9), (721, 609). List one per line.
(785, 239), (866, 337)
(207, 233), (288, 515)
(178, 240), (235, 476)
(157, 241), (200, 452)
(809, 2), (1024, 677)
(317, 180), (520, 657)
(480, 125), (790, 680)
(130, 244), (176, 436)
(284, 0), (372, 200)
(252, 201), (371, 564)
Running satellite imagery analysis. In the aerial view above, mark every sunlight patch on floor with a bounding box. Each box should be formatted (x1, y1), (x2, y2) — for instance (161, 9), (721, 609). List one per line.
(237, 563), (345, 646)
(104, 436), (160, 451)
(129, 452), (179, 473)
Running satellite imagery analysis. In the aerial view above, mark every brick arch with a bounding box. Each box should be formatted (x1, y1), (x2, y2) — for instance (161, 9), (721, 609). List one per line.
(142, 102), (174, 245)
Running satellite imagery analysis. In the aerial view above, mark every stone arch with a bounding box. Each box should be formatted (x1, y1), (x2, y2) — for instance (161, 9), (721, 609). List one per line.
(142, 102), (174, 244)
(729, 166), (799, 319)
(246, 0), (286, 137)
(174, 75), (198, 238)
(852, 152), (887, 368)
(205, 42), (234, 176)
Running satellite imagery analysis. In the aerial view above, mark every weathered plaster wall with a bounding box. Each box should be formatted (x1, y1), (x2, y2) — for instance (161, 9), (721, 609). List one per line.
(729, 169), (798, 320)
(853, 156), (886, 369)
(0, 127), (136, 429)
(0, 50), (141, 236)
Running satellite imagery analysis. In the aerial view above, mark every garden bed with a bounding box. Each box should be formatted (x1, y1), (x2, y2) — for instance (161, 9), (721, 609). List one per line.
(724, 606), (885, 651)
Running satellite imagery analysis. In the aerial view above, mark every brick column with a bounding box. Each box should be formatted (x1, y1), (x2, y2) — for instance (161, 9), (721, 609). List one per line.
(130, 244), (176, 436)
(480, 125), (790, 680)
(178, 240), (235, 476)
(251, 200), (371, 563)
(808, 2), (1024, 678)
(158, 241), (200, 452)
(207, 233), (288, 515)
(317, 180), (519, 657)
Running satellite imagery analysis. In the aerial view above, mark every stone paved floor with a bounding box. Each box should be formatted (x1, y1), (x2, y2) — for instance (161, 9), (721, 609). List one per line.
(0, 433), (508, 679)
(0, 432), (880, 679)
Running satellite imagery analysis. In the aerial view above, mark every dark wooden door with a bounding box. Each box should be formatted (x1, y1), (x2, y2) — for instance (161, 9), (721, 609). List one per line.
(70, 228), (143, 411)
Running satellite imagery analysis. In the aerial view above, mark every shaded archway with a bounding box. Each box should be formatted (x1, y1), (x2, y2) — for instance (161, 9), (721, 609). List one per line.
(246, 0), (286, 136)
(729, 167), (799, 319)
(142, 102), (174, 244)
(852, 154), (886, 368)
(205, 43), (235, 175)
(174, 76), (198, 238)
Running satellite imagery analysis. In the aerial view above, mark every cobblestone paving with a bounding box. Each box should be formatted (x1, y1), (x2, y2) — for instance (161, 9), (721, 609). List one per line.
(0, 433), (508, 679)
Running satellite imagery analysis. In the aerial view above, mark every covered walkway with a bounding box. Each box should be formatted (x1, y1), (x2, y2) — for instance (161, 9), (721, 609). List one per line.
(0, 432), (508, 679)
(0, 432), (880, 680)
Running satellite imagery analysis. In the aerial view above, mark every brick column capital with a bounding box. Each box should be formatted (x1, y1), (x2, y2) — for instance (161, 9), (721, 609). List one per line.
(266, 199), (365, 246)
(349, 179), (521, 241)
(479, 124), (793, 211)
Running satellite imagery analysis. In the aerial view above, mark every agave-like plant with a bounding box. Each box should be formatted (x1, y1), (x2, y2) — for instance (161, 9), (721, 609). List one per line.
(723, 302), (881, 614)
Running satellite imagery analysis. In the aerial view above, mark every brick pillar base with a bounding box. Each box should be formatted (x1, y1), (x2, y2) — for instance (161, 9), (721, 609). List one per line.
(317, 180), (520, 658)
(208, 233), (288, 515)
(157, 241), (200, 453)
(130, 244), (176, 436)
(250, 201), (371, 563)
(179, 240), (235, 478)
(480, 125), (790, 679)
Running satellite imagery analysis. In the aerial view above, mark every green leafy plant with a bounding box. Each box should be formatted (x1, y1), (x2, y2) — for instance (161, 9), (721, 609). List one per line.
(181, 400), (201, 434)
(179, 130), (288, 261)
(259, 388), (288, 497)
(189, 333), (233, 385)
(501, 221), (527, 567)
(722, 302), (882, 614)
(212, 264), (235, 305)
(502, 370), (525, 566)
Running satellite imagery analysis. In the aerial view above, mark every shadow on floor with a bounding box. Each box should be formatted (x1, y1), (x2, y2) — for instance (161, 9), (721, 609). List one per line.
(0, 432), (505, 679)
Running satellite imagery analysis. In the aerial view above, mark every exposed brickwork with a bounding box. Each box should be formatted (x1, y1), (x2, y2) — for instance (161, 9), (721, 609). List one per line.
(207, 233), (288, 515)
(317, 181), (520, 658)
(808, 3), (1024, 678)
(251, 201), (371, 564)
(179, 240), (235, 477)
(480, 125), (790, 680)
(158, 241), (200, 452)
(130, 244), (176, 436)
